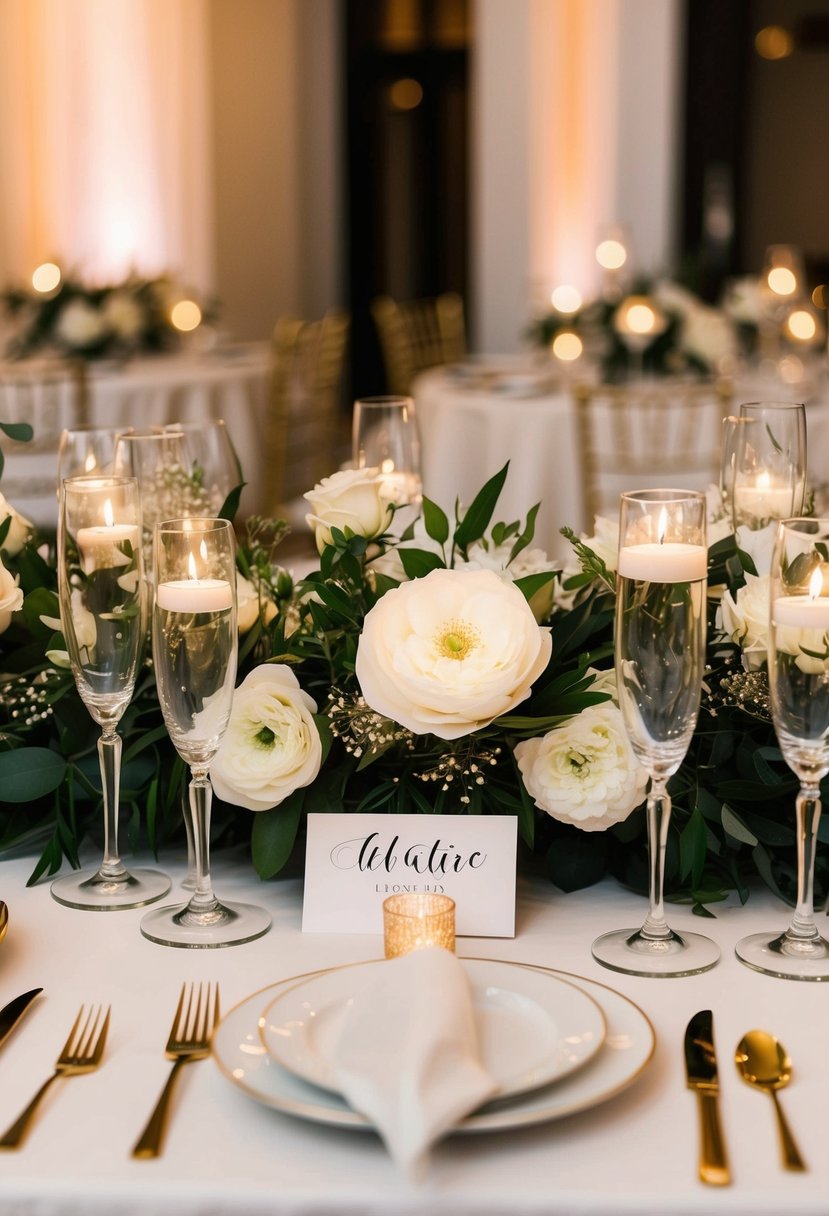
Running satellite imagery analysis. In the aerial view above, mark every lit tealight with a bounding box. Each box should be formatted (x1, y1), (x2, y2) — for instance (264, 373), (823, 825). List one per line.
(170, 299), (202, 332)
(767, 266), (797, 297)
(596, 239), (627, 271)
(786, 309), (818, 343)
(550, 284), (582, 314)
(32, 262), (61, 293)
(551, 330), (583, 362)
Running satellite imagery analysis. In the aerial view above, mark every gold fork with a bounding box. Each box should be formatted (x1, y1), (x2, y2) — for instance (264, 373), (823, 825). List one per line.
(132, 982), (219, 1159)
(0, 1004), (111, 1149)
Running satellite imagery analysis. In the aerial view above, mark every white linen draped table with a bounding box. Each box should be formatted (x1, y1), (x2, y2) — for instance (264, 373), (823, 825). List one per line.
(0, 343), (272, 525)
(0, 847), (827, 1216)
(413, 362), (829, 562)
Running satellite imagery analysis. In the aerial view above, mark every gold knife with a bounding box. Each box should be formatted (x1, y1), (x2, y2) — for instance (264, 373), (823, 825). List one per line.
(684, 1008), (731, 1186)
(0, 988), (43, 1053)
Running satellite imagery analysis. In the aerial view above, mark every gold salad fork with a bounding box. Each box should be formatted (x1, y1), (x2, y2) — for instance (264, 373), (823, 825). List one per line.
(132, 982), (219, 1159)
(0, 1004), (111, 1149)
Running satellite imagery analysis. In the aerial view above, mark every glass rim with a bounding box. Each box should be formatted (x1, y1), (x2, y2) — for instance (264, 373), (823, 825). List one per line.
(620, 488), (706, 504)
(155, 516), (234, 535)
(383, 892), (455, 917)
(61, 474), (138, 491)
(739, 400), (806, 411)
(354, 395), (414, 408)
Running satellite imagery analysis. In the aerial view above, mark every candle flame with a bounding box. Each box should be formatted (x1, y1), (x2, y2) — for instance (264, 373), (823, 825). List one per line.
(381, 458), (395, 474)
(809, 567), (823, 600)
(757, 470), (771, 491)
(103, 498), (114, 528)
(188, 551), (198, 581)
(199, 538), (209, 562)
(627, 303), (656, 335)
(657, 508), (668, 545)
(83, 452), (98, 474)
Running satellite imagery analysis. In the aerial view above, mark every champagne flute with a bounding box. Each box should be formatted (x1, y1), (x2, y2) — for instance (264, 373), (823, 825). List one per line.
(163, 419), (243, 514)
(591, 489), (720, 976)
(51, 476), (171, 910)
(57, 424), (134, 485)
(735, 518), (829, 979)
(731, 402), (806, 530)
(140, 517), (271, 947)
(352, 395), (422, 506)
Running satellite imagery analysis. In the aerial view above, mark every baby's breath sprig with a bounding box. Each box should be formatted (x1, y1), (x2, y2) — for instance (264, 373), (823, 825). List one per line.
(412, 740), (503, 803)
(0, 670), (59, 729)
(326, 690), (415, 761)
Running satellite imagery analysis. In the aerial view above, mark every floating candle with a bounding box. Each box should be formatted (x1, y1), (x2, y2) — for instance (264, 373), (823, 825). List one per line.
(156, 579), (233, 613)
(75, 523), (139, 571)
(618, 543), (707, 583)
(733, 472), (795, 521)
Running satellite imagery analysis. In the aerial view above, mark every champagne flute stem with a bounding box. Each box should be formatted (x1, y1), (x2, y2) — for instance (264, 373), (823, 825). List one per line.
(186, 771), (219, 914)
(788, 784), (822, 941)
(641, 781), (672, 940)
(97, 728), (127, 881)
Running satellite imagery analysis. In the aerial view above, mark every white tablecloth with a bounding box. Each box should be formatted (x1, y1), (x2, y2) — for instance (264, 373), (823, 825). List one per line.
(0, 847), (827, 1215)
(414, 362), (829, 562)
(0, 344), (272, 525)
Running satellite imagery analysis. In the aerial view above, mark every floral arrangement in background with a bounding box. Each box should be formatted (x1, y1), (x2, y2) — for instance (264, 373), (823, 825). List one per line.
(0, 434), (823, 915)
(1, 270), (217, 362)
(531, 274), (759, 381)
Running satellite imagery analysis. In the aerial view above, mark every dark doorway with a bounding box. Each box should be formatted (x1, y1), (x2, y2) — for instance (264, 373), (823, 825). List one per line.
(344, 0), (470, 397)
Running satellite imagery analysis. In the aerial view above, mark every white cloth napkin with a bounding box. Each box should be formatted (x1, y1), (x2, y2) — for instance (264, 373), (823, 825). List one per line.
(330, 947), (499, 1178)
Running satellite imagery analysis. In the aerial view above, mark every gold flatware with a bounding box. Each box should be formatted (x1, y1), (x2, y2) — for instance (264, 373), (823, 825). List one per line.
(684, 1009), (730, 1186)
(0, 901), (7, 943)
(132, 981), (219, 1159)
(735, 1030), (806, 1171)
(0, 988), (43, 1053)
(0, 1004), (110, 1149)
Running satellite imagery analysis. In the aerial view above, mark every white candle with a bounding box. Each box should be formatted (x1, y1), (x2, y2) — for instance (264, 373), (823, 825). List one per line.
(733, 476), (794, 520)
(379, 469), (422, 506)
(618, 543), (707, 583)
(156, 579), (233, 612)
(76, 523), (139, 570)
(773, 597), (829, 629)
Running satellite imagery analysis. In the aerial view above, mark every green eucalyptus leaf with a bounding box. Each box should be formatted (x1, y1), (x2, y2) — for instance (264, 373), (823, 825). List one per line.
(251, 789), (304, 879)
(421, 496), (450, 544)
(0, 748), (67, 802)
(453, 463), (509, 551)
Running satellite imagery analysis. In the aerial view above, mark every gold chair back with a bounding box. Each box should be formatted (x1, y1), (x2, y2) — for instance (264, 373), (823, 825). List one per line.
(265, 311), (350, 516)
(574, 378), (733, 525)
(371, 292), (466, 395)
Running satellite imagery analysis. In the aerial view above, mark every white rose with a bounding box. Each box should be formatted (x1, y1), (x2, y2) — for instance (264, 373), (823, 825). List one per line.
(210, 665), (321, 811)
(54, 299), (109, 349)
(0, 556), (23, 634)
(0, 490), (33, 555)
(304, 468), (394, 553)
(514, 702), (648, 831)
(719, 572), (770, 670)
(735, 522), (776, 577)
(236, 572), (277, 634)
(102, 291), (145, 340)
(355, 567), (552, 740)
(680, 305), (737, 369)
(584, 666), (618, 701)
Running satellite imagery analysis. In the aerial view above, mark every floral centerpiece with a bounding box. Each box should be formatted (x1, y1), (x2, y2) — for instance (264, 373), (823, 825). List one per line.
(0, 434), (823, 915)
(2, 271), (216, 362)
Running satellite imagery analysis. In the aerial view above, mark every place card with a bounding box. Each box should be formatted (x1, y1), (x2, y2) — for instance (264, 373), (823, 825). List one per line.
(302, 813), (517, 937)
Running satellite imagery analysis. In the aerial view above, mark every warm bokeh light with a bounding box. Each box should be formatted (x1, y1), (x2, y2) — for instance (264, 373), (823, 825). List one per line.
(551, 330), (583, 362)
(389, 77), (424, 110)
(31, 262), (61, 293)
(767, 266), (797, 296)
(755, 25), (794, 60)
(170, 300), (202, 332)
(626, 303), (657, 334)
(550, 284), (582, 313)
(786, 309), (817, 342)
(595, 239), (627, 270)
(812, 285), (827, 310)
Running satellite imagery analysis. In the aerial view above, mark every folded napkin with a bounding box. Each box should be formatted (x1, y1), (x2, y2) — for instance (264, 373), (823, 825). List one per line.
(329, 947), (499, 1178)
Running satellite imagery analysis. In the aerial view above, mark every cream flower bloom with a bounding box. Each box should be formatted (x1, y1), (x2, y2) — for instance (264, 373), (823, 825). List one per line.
(0, 555), (23, 634)
(304, 468), (394, 552)
(355, 567), (552, 740)
(0, 491), (33, 556)
(514, 702), (647, 831)
(719, 572), (771, 670)
(236, 572), (277, 634)
(55, 299), (108, 349)
(210, 665), (321, 811)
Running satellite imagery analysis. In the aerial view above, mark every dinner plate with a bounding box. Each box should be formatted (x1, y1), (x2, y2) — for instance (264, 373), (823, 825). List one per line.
(258, 958), (606, 1100)
(211, 959), (655, 1135)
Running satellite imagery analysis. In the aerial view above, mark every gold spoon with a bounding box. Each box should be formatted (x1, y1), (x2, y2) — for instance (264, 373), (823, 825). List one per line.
(0, 902), (7, 944)
(735, 1030), (806, 1171)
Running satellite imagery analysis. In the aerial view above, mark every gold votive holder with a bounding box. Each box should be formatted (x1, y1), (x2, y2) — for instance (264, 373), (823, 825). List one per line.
(383, 893), (456, 959)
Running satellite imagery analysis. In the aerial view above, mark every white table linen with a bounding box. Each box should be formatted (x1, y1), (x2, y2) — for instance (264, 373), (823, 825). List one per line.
(0, 847), (827, 1215)
(414, 362), (829, 562)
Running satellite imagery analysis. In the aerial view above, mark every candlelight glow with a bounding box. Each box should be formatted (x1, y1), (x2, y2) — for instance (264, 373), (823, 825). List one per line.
(103, 499), (114, 528)
(380, 458), (395, 474)
(786, 309), (817, 342)
(767, 267), (797, 297)
(809, 567), (823, 600)
(595, 238), (627, 270)
(626, 303), (656, 335)
(83, 452), (98, 474)
(657, 508), (668, 545)
(551, 331), (583, 362)
(188, 551), (199, 581)
(550, 284), (582, 313)
(32, 262), (61, 293)
(171, 300), (202, 332)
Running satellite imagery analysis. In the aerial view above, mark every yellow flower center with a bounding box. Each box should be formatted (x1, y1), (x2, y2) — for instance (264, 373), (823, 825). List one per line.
(435, 618), (480, 661)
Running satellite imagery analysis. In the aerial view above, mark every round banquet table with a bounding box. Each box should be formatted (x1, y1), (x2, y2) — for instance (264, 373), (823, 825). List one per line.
(0, 343), (272, 526)
(0, 846), (827, 1216)
(413, 361), (829, 563)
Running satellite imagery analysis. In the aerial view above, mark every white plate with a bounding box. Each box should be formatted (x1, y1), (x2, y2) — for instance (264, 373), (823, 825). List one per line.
(211, 960), (655, 1135)
(258, 958), (606, 1100)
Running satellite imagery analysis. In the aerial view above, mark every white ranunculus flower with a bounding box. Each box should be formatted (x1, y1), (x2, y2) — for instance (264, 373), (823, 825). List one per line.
(304, 468), (395, 553)
(355, 567), (552, 740)
(680, 304), (738, 369)
(0, 490), (33, 556)
(514, 702), (648, 831)
(0, 555), (23, 634)
(584, 665), (618, 701)
(211, 665), (321, 811)
(719, 572), (771, 670)
(102, 291), (145, 340)
(55, 299), (108, 349)
(236, 572), (277, 634)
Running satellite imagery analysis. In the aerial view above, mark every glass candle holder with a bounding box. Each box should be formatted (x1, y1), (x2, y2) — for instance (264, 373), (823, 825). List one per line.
(383, 893), (455, 959)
